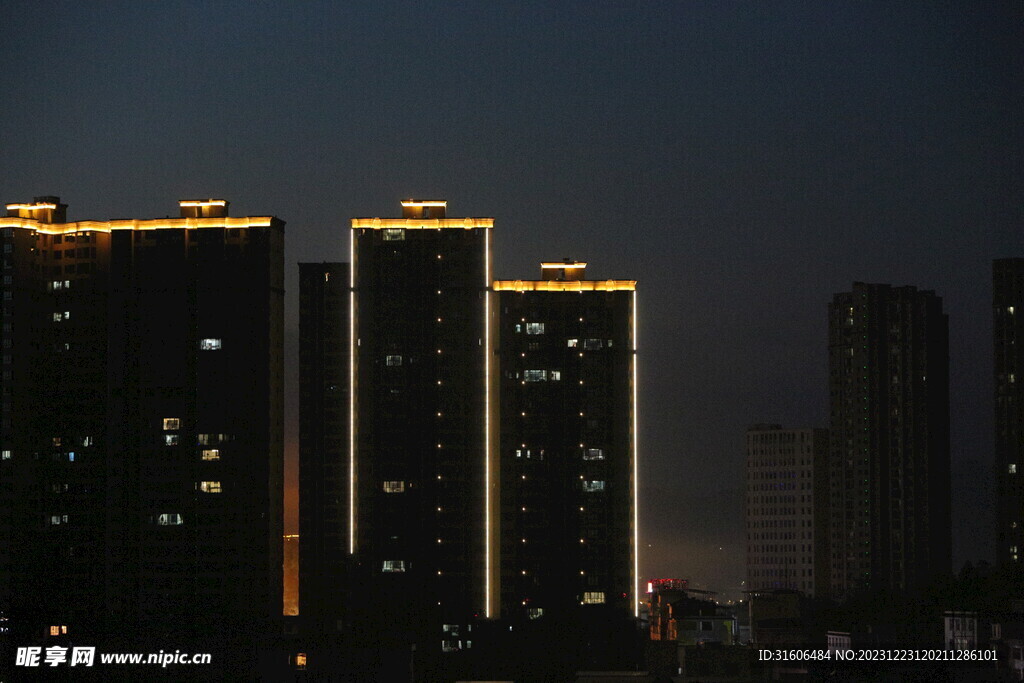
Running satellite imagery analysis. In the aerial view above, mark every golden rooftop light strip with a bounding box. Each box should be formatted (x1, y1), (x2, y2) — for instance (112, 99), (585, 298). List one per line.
(351, 218), (494, 230)
(0, 217), (273, 234)
(179, 199), (227, 207)
(400, 200), (447, 207)
(6, 203), (57, 211)
(492, 280), (636, 292)
(540, 262), (587, 269)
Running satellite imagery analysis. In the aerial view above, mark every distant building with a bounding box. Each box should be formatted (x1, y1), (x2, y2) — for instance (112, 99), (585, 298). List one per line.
(0, 197), (284, 665)
(495, 259), (638, 621)
(297, 262), (349, 632)
(745, 425), (828, 597)
(994, 259), (1024, 568)
(827, 283), (950, 599)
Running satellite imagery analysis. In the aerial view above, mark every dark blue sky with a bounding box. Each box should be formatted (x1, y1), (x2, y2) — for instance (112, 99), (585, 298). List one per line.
(2, 1), (1020, 596)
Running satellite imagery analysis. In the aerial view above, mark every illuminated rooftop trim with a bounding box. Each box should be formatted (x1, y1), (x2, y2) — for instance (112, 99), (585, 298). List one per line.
(6, 203), (57, 211)
(0, 216), (275, 235)
(493, 279), (636, 292)
(540, 261), (587, 269)
(400, 200), (447, 208)
(179, 199), (227, 207)
(351, 217), (494, 230)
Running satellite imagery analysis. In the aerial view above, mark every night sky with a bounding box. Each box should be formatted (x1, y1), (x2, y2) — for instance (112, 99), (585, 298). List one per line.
(2, 1), (1021, 598)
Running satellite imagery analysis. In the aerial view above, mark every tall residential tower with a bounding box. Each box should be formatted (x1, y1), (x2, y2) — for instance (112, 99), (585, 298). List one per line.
(348, 200), (497, 658)
(494, 260), (638, 623)
(0, 197), (284, 666)
(827, 282), (950, 599)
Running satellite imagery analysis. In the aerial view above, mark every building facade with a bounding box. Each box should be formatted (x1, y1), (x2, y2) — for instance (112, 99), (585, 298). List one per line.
(827, 282), (950, 599)
(994, 259), (1024, 568)
(495, 260), (638, 621)
(0, 197), (284, 662)
(745, 425), (828, 597)
(348, 200), (497, 657)
(298, 262), (349, 631)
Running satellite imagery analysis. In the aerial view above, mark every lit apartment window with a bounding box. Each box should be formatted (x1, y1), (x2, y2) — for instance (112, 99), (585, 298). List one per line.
(1, 450), (9, 460)
(442, 640), (461, 652)
(164, 434), (179, 446)
(526, 607), (544, 619)
(201, 449), (220, 461)
(200, 338), (222, 350)
(567, 339), (578, 347)
(163, 418), (180, 430)
(157, 513), (183, 526)
(198, 481), (222, 493)
(526, 323), (545, 335)
(582, 591), (605, 604)
(386, 355), (403, 366)
(49, 515), (68, 525)
(382, 228), (405, 241)
(82, 436), (93, 447)
(1011, 464), (1019, 474)
(198, 434), (212, 445)
(49, 626), (59, 636)
(583, 448), (604, 461)
(383, 481), (405, 493)
(294, 653), (307, 670)
(583, 480), (606, 492)
(443, 624), (460, 636)
(550, 370), (561, 381)
(382, 560), (406, 572)
(584, 339), (603, 350)
(52, 437), (61, 447)
(523, 370), (547, 382)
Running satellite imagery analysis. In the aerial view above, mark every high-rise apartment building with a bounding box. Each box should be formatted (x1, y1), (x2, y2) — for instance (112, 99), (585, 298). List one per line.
(827, 282), (950, 599)
(994, 259), (1024, 567)
(347, 200), (497, 656)
(0, 197), (283, 663)
(494, 260), (638, 621)
(298, 262), (349, 632)
(745, 425), (828, 597)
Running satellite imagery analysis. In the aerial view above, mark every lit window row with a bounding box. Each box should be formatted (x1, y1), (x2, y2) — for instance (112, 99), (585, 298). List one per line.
(156, 513), (183, 525)
(197, 481), (222, 493)
(523, 369), (561, 382)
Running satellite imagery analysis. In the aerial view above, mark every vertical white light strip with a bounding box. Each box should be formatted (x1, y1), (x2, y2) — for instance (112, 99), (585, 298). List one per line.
(349, 224), (356, 555)
(632, 289), (639, 617)
(484, 226), (492, 618)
